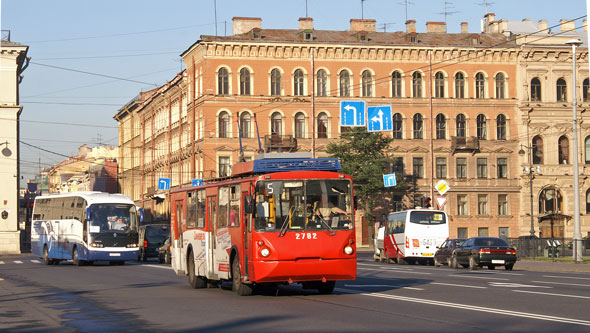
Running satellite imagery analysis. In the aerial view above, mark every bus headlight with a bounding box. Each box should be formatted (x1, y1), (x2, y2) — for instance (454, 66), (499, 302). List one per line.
(260, 248), (270, 257)
(344, 245), (354, 255)
(89, 243), (104, 248)
(127, 243), (138, 248)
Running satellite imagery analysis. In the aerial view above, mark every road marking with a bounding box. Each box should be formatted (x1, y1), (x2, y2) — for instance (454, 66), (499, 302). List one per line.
(431, 282), (487, 289)
(31, 260), (41, 264)
(449, 274), (509, 281)
(532, 280), (590, 287)
(143, 264), (173, 270)
(358, 267), (432, 275)
(488, 282), (551, 288)
(514, 290), (590, 299)
(336, 288), (590, 327)
(13, 260), (23, 264)
(344, 284), (424, 291)
(0, 261), (4, 265)
(543, 275), (590, 280)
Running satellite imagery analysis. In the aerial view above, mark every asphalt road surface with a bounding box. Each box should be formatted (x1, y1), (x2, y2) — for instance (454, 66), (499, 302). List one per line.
(1, 252), (589, 332)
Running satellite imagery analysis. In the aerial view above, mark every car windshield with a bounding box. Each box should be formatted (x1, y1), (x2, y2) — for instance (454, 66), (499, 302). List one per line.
(146, 226), (169, 242)
(475, 238), (509, 247)
(409, 211), (446, 225)
(254, 179), (353, 232)
(88, 204), (138, 233)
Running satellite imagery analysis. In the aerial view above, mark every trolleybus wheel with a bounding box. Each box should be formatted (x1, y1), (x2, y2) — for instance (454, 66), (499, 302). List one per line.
(188, 251), (206, 289)
(232, 257), (253, 296)
(317, 281), (336, 295)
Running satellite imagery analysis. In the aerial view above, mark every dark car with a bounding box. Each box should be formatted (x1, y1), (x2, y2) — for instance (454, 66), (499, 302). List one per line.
(158, 237), (171, 264)
(138, 224), (170, 261)
(451, 237), (517, 270)
(434, 238), (466, 267)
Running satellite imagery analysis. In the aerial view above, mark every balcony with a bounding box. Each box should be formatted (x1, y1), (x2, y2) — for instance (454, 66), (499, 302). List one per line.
(451, 136), (479, 154)
(263, 134), (297, 153)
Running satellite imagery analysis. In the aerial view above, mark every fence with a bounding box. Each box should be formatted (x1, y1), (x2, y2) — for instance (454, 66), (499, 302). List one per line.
(507, 237), (590, 259)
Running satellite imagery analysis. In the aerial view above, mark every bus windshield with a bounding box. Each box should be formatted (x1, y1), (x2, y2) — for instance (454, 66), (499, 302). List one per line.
(254, 179), (353, 232)
(88, 204), (139, 233)
(408, 211), (446, 225)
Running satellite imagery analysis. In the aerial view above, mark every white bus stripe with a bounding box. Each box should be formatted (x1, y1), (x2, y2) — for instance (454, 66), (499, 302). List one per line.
(514, 290), (590, 299)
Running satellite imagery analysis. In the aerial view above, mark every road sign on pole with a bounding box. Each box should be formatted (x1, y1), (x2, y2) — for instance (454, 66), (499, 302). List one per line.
(383, 173), (397, 187)
(340, 100), (366, 127)
(367, 105), (392, 132)
(192, 179), (203, 187)
(435, 180), (450, 195)
(158, 178), (171, 190)
(435, 197), (448, 209)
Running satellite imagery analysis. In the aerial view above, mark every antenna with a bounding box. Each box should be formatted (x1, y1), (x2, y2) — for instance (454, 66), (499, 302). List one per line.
(476, 0), (495, 14)
(96, 134), (103, 146)
(214, 0), (218, 36)
(398, 0), (414, 22)
(361, 0), (366, 20)
(305, 0), (308, 17)
(435, 1), (459, 24)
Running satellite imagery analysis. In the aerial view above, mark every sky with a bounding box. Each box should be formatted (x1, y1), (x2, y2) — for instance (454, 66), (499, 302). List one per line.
(1, 0), (587, 188)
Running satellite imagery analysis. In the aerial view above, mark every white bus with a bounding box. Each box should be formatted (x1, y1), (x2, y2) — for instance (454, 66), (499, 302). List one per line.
(31, 192), (142, 265)
(374, 209), (449, 265)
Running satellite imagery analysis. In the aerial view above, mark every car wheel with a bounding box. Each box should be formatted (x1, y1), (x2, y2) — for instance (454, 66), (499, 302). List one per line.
(469, 256), (478, 270)
(487, 265), (495, 270)
(451, 256), (458, 269)
(188, 251), (206, 289)
(505, 263), (514, 271)
(434, 257), (441, 267)
(232, 257), (253, 296)
(165, 252), (171, 265)
(446, 257), (452, 267)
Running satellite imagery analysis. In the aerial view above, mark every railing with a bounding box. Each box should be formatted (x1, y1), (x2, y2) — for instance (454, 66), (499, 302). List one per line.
(507, 237), (590, 259)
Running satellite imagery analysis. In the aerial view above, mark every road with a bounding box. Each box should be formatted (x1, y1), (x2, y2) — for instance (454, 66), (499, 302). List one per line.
(1, 252), (589, 332)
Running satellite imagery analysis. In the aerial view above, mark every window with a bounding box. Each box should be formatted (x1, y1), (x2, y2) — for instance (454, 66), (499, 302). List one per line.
(556, 78), (567, 102)
(495, 73), (506, 99)
(539, 187), (563, 213)
(456, 114), (466, 137)
(339, 71), (350, 96)
(218, 111), (229, 138)
(584, 78), (589, 102)
(586, 136), (590, 164)
(317, 69), (327, 97)
(457, 194), (468, 215)
(392, 71), (402, 97)
(532, 136), (543, 164)
(317, 112), (328, 138)
(271, 69), (281, 96)
(218, 67), (229, 95)
(586, 189), (590, 214)
(496, 114), (507, 140)
(294, 69), (304, 96)
(457, 227), (468, 239)
(435, 72), (445, 98)
(436, 157), (447, 179)
(531, 77), (541, 101)
(499, 227), (509, 240)
(294, 112), (305, 138)
(558, 136), (569, 164)
(477, 158), (487, 178)
(455, 72), (465, 98)
(476, 114), (487, 140)
(392, 157), (404, 174)
(218, 157), (230, 177)
(497, 158), (507, 178)
(478, 194), (488, 215)
(498, 194), (508, 216)
(413, 157), (424, 179)
(478, 228), (489, 237)
(412, 72), (423, 98)
(413, 114), (423, 139)
(362, 70), (372, 97)
(436, 114), (446, 139)
(392, 113), (403, 139)
(456, 158), (467, 178)
(240, 68), (250, 95)
(239, 112), (251, 138)
(271, 112), (282, 136)
(475, 72), (485, 99)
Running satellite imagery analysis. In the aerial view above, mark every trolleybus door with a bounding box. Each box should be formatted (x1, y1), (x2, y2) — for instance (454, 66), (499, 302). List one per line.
(172, 200), (184, 273)
(206, 195), (218, 279)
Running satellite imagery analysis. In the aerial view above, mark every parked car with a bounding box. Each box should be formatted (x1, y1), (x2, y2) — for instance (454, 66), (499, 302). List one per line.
(138, 224), (170, 261)
(450, 237), (517, 270)
(434, 238), (466, 267)
(158, 237), (171, 264)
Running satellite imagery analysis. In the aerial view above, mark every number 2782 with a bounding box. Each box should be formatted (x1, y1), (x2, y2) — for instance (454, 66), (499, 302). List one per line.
(295, 232), (317, 240)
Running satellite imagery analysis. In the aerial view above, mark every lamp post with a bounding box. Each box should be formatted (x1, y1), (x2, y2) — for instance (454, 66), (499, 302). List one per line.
(566, 38), (583, 262)
(519, 145), (537, 238)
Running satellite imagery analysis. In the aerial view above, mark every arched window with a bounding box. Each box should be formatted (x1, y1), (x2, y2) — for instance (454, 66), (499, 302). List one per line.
(271, 112), (282, 136)
(392, 113), (403, 139)
(456, 114), (466, 137)
(584, 78), (590, 102)
(496, 114), (507, 140)
(558, 136), (569, 164)
(271, 69), (281, 96)
(435, 72), (445, 98)
(586, 189), (590, 214)
(557, 78), (567, 102)
(585, 136), (590, 164)
(539, 187), (563, 214)
(455, 72), (465, 98)
(362, 70), (372, 97)
(218, 67), (229, 95)
(531, 77), (541, 101)
(218, 111), (229, 138)
(317, 112), (328, 138)
(294, 69), (304, 96)
(476, 114), (487, 140)
(495, 73), (506, 99)
(412, 72), (422, 98)
(392, 71), (402, 97)
(532, 136), (543, 164)
(316, 69), (327, 97)
(239, 112), (251, 138)
(436, 114), (446, 139)
(239, 68), (250, 95)
(294, 112), (305, 138)
(413, 113), (423, 139)
(339, 70), (350, 97)
(475, 72), (485, 99)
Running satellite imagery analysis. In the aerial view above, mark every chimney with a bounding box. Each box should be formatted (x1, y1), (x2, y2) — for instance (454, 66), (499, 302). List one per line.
(232, 17), (262, 35)
(406, 20), (416, 33)
(461, 22), (469, 33)
(350, 19), (376, 32)
(560, 19), (576, 33)
(538, 20), (548, 33)
(426, 22), (446, 33)
(299, 17), (313, 30)
(484, 13), (495, 26)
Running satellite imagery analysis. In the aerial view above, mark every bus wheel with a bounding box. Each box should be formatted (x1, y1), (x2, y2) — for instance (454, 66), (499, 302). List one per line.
(188, 251), (206, 289)
(232, 258), (253, 296)
(72, 247), (83, 266)
(43, 246), (52, 265)
(317, 281), (336, 295)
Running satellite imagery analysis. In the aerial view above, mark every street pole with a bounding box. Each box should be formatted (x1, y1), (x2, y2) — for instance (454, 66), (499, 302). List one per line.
(566, 38), (583, 262)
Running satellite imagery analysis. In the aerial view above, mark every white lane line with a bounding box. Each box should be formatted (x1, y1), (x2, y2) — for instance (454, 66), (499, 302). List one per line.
(143, 264), (173, 270)
(31, 260), (41, 264)
(357, 263), (416, 271)
(489, 282), (551, 289)
(336, 288), (590, 327)
(344, 284), (424, 291)
(543, 275), (590, 280)
(0, 261), (4, 265)
(358, 267), (432, 275)
(532, 280), (590, 287)
(13, 260), (23, 264)
(431, 282), (487, 289)
(514, 290), (590, 299)
(448, 274), (509, 281)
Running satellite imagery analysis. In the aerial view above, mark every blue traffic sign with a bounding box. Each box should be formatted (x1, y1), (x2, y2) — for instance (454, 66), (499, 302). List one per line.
(340, 100), (366, 127)
(158, 178), (171, 190)
(383, 173), (397, 187)
(367, 105), (392, 132)
(192, 179), (203, 187)
(27, 183), (37, 193)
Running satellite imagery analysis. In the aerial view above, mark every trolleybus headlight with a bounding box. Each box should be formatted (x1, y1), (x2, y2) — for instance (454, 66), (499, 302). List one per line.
(344, 245), (354, 255)
(260, 248), (270, 257)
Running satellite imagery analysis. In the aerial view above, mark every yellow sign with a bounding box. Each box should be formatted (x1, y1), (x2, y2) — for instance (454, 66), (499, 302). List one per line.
(435, 180), (450, 195)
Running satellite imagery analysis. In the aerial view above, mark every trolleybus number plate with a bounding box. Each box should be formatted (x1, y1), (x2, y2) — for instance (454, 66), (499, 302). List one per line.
(295, 232), (318, 240)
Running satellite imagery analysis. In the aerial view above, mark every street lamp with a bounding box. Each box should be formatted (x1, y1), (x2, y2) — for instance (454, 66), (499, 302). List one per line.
(519, 145), (540, 238)
(566, 38), (583, 262)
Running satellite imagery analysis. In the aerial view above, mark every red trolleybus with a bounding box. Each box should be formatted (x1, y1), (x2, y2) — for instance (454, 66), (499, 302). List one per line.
(170, 153), (356, 295)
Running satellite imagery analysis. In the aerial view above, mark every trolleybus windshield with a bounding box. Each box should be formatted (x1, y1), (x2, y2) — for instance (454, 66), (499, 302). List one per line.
(254, 179), (353, 232)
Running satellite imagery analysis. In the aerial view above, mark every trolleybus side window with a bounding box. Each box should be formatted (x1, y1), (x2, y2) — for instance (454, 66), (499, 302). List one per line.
(187, 191), (197, 229)
(218, 187), (229, 227)
(197, 190), (206, 228)
(229, 184), (241, 227)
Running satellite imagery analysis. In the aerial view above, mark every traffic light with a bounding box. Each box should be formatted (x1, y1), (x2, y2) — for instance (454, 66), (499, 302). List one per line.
(424, 197), (432, 208)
